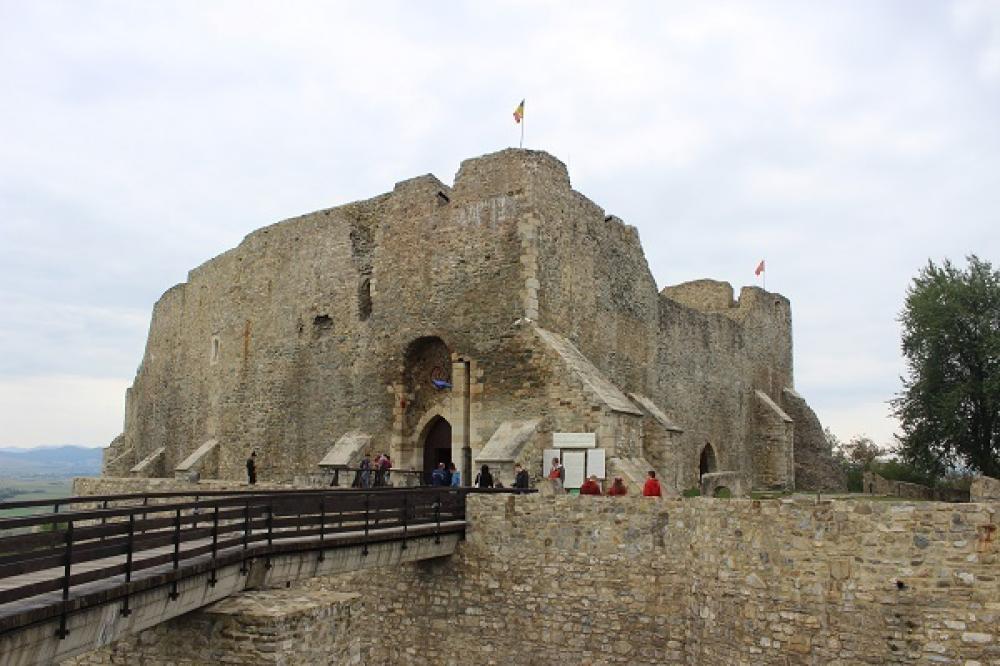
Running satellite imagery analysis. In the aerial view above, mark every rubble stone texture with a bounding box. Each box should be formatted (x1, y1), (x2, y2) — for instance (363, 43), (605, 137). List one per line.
(102, 148), (842, 492)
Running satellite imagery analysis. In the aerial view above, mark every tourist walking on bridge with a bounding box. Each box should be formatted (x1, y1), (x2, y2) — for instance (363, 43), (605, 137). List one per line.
(360, 453), (373, 489)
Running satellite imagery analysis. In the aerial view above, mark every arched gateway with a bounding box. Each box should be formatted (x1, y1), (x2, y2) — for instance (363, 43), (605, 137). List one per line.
(421, 416), (452, 484)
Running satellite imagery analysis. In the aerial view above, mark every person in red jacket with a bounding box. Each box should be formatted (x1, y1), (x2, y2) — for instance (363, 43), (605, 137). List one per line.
(642, 470), (662, 497)
(607, 477), (628, 496)
(579, 474), (602, 495)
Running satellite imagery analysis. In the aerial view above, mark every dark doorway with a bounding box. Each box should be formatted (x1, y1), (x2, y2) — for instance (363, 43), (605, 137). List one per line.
(422, 417), (452, 484)
(700, 443), (717, 477)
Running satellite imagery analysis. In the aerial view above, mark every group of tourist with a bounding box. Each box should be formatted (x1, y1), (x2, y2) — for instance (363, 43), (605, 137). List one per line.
(430, 462), (532, 490)
(548, 457), (663, 497)
(351, 452), (392, 488)
(430, 462), (462, 487)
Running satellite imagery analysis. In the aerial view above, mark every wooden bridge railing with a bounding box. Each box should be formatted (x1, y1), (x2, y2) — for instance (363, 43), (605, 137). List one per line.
(0, 487), (487, 639)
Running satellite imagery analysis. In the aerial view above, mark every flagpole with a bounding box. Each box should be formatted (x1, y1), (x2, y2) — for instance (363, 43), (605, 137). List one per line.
(520, 110), (524, 149)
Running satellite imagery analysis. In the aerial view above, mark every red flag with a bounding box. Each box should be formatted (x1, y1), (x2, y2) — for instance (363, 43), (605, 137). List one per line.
(754, 260), (765, 276)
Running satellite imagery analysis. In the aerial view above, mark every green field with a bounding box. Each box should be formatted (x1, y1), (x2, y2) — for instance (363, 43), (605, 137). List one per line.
(0, 478), (74, 517)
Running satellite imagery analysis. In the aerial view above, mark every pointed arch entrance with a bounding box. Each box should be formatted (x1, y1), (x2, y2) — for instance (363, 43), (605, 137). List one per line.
(421, 416), (453, 484)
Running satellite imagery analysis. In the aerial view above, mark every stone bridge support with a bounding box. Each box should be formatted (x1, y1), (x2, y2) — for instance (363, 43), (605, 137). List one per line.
(1, 534), (459, 666)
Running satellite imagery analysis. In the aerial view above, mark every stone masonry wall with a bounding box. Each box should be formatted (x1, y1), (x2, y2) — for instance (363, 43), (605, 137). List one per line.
(317, 494), (999, 665)
(61, 590), (367, 666)
(654, 289), (795, 491)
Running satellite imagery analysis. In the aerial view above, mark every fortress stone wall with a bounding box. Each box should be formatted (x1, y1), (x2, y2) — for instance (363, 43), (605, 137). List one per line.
(67, 493), (1000, 665)
(104, 149), (842, 492)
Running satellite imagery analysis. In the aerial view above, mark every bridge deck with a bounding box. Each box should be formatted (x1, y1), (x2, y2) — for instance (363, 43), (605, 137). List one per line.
(0, 519), (464, 632)
(0, 487), (473, 641)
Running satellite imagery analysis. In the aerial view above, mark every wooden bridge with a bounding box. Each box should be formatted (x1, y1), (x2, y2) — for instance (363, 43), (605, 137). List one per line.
(0, 487), (479, 665)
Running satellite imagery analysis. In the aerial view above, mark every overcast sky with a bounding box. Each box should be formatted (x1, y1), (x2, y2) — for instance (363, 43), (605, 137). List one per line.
(1, 0), (997, 450)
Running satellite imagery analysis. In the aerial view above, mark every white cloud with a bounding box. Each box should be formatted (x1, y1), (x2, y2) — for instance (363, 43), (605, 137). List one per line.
(821, 400), (900, 449)
(0, 376), (129, 447)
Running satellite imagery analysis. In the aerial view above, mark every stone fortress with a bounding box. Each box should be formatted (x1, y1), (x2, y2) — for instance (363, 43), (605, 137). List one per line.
(102, 148), (842, 494)
(65, 150), (999, 665)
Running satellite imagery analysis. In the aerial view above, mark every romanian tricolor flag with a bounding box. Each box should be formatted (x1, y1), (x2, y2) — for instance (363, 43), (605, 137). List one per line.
(513, 99), (524, 124)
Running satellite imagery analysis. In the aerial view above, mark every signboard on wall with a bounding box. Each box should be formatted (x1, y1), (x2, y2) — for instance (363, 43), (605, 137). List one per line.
(562, 450), (586, 489)
(553, 432), (596, 448)
(586, 448), (606, 479)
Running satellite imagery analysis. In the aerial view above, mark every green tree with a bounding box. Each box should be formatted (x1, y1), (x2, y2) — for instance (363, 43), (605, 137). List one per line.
(892, 255), (1000, 477)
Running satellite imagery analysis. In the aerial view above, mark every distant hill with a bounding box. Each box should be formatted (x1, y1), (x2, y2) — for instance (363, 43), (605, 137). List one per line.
(0, 446), (103, 478)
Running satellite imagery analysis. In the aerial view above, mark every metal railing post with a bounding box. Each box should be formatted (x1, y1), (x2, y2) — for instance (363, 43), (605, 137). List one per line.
(168, 508), (181, 600)
(318, 497), (326, 563)
(240, 501), (250, 575)
(56, 520), (73, 638)
(265, 503), (273, 570)
(401, 493), (408, 550)
(435, 490), (441, 544)
(362, 493), (370, 557)
(208, 505), (219, 587)
(121, 513), (135, 616)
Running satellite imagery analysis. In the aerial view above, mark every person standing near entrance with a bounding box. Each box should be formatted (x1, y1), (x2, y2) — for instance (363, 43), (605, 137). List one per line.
(431, 462), (447, 486)
(512, 463), (530, 490)
(360, 453), (373, 489)
(580, 474), (602, 495)
(547, 457), (565, 488)
(642, 470), (662, 497)
(474, 464), (494, 488)
(449, 462), (461, 487)
(246, 451), (257, 485)
(607, 477), (628, 496)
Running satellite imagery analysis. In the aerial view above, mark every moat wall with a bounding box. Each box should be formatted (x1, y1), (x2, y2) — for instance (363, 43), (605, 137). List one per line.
(70, 494), (999, 665)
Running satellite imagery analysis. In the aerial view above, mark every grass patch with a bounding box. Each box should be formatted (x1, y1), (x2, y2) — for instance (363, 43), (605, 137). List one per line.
(0, 478), (73, 517)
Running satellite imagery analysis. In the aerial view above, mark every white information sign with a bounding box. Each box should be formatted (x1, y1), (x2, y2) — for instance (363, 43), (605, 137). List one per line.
(553, 432), (596, 449)
(562, 450), (586, 489)
(586, 448), (607, 479)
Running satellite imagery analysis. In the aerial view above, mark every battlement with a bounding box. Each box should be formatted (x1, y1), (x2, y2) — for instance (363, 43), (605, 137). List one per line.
(452, 148), (570, 201)
(660, 280), (788, 323)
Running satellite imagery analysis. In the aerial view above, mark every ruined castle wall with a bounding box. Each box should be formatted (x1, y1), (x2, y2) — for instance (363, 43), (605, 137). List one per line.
(654, 284), (795, 490)
(118, 162), (538, 482)
(528, 174), (660, 395)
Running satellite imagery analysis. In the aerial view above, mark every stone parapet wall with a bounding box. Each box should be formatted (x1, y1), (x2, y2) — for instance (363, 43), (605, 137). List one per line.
(972, 475), (1000, 503)
(72, 476), (289, 496)
(320, 493), (999, 664)
(68, 493), (999, 664)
